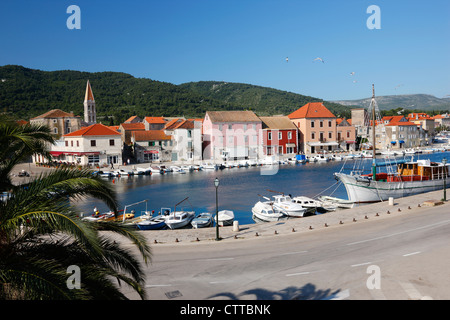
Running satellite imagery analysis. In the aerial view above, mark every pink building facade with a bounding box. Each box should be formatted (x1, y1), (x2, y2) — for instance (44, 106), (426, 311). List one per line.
(202, 111), (262, 161)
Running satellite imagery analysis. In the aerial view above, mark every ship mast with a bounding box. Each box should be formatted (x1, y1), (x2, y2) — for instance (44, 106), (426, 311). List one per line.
(371, 84), (376, 180)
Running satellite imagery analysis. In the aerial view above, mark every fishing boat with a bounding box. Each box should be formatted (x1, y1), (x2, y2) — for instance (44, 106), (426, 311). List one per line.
(136, 215), (167, 230)
(214, 210), (234, 226)
(334, 85), (450, 203)
(251, 201), (286, 222)
(191, 212), (213, 228)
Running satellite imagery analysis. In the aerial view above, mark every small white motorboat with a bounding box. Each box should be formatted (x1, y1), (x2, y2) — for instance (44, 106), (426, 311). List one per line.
(318, 196), (355, 209)
(191, 212), (213, 229)
(292, 196), (336, 214)
(97, 170), (113, 178)
(180, 165), (193, 172)
(330, 154), (343, 161)
(119, 168), (134, 176)
(202, 163), (217, 170)
(165, 211), (195, 229)
(214, 210), (234, 226)
(133, 167), (147, 175)
(270, 194), (308, 217)
(251, 201), (285, 222)
(163, 197), (195, 229)
(150, 166), (163, 174)
(312, 154), (329, 162)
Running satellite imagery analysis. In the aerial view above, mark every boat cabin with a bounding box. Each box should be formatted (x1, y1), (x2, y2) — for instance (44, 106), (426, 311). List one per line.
(272, 195), (293, 204)
(396, 160), (448, 181)
(364, 160), (449, 182)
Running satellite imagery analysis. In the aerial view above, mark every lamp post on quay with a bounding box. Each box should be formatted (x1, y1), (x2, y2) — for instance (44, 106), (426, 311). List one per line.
(214, 177), (220, 241)
(443, 158), (447, 201)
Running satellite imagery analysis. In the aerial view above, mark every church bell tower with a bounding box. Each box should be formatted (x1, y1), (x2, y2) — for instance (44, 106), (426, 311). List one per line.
(84, 80), (96, 125)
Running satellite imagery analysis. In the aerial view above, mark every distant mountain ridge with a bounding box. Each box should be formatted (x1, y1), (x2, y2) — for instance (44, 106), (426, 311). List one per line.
(332, 94), (450, 111)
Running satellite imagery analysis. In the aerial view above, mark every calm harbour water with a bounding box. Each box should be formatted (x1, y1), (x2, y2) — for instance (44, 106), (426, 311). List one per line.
(76, 151), (450, 225)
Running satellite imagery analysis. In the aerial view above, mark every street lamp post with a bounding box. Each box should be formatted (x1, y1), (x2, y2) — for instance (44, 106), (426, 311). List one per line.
(214, 177), (220, 241)
(443, 158), (447, 201)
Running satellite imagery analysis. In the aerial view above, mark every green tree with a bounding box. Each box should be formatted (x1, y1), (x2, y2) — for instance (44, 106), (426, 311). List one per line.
(0, 119), (151, 299)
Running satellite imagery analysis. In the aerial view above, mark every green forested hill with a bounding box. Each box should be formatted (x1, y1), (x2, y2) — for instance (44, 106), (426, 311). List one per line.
(0, 65), (352, 124)
(178, 81), (351, 117)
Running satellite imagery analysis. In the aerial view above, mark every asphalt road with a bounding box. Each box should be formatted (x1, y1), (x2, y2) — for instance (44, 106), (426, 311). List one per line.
(123, 201), (450, 301)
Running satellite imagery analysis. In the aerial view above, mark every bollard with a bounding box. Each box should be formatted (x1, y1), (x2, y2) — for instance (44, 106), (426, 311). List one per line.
(388, 197), (394, 206)
(233, 220), (240, 232)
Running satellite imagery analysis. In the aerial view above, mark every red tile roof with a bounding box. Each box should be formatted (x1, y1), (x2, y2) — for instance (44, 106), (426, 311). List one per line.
(120, 122), (145, 131)
(165, 119), (195, 130)
(64, 123), (120, 137)
(144, 116), (166, 124)
(386, 121), (417, 126)
(288, 102), (335, 119)
(124, 115), (141, 123)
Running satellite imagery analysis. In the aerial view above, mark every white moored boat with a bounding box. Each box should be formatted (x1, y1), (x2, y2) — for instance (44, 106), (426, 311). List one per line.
(165, 211), (195, 229)
(270, 194), (308, 217)
(292, 196), (335, 214)
(214, 210), (234, 226)
(251, 201), (286, 222)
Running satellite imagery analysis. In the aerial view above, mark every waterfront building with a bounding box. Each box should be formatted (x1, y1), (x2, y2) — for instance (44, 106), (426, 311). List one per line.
(380, 116), (422, 149)
(336, 118), (356, 151)
(164, 119), (203, 162)
(259, 116), (298, 156)
(118, 122), (146, 145)
(46, 123), (122, 166)
(30, 109), (82, 138)
(288, 102), (339, 154)
(144, 116), (167, 130)
(131, 130), (172, 162)
(408, 113), (435, 142)
(433, 114), (450, 129)
(202, 111), (262, 161)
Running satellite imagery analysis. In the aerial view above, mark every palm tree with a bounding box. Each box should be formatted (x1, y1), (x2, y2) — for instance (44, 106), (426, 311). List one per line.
(0, 119), (151, 299)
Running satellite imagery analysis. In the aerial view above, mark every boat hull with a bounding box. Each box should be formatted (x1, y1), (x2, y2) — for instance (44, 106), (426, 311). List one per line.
(335, 172), (446, 203)
(251, 209), (285, 222)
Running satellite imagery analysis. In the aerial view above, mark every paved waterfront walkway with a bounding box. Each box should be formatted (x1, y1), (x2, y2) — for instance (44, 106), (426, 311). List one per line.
(129, 189), (449, 246)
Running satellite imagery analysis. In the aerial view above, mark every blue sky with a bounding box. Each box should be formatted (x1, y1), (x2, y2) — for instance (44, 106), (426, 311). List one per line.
(0, 0), (449, 101)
